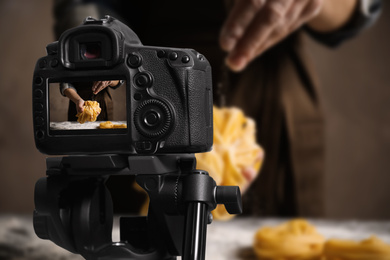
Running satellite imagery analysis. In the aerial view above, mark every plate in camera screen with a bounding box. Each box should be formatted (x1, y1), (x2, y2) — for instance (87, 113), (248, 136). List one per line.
(49, 80), (127, 131)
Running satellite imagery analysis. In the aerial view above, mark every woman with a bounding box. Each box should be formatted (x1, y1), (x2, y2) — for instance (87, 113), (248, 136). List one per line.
(53, 0), (381, 216)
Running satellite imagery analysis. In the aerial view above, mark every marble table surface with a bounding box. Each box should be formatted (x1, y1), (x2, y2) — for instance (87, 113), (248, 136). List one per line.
(50, 121), (127, 130)
(1, 215), (389, 260)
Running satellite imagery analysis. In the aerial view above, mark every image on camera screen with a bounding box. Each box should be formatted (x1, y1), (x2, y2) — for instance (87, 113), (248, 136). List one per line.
(49, 80), (127, 132)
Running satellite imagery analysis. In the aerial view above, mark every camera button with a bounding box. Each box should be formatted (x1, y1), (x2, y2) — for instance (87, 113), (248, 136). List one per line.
(157, 50), (166, 58)
(135, 141), (152, 151)
(169, 52), (178, 61)
(182, 55), (190, 63)
(34, 103), (44, 111)
(134, 72), (152, 88)
(39, 59), (47, 68)
(136, 75), (148, 86)
(144, 110), (161, 127)
(34, 76), (44, 86)
(34, 89), (44, 99)
(50, 59), (59, 67)
(35, 117), (44, 126)
(134, 93), (143, 101)
(197, 54), (205, 61)
(128, 53), (142, 68)
(35, 130), (45, 140)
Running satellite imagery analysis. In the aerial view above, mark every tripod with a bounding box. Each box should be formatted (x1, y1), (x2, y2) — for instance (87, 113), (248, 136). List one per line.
(33, 154), (242, 260)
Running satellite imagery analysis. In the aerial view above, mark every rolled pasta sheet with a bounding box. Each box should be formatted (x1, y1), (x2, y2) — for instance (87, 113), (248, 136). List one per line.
(324, 236), (390, 260)
(253, 219), (325, 260)
(99, 121), (127, 129)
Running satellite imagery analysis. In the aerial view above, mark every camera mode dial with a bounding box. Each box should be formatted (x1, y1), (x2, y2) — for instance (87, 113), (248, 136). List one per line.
(134, 99), (173, 138)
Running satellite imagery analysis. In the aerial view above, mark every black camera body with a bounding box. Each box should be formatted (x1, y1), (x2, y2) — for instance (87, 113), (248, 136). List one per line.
(33, 16), (213, 155)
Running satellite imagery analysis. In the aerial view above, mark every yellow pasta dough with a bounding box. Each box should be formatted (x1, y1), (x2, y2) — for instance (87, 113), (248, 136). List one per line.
(135, 106), (263, 218)
(99, 121), (127, 129)
(253, 219), (325, 260)
(323, 236), (390, 260)
(195, 106), (264, 220)
(76, 100), (101, 124)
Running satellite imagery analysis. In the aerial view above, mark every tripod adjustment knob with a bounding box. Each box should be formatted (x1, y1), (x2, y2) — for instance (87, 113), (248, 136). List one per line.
(215, 186), (243, 214)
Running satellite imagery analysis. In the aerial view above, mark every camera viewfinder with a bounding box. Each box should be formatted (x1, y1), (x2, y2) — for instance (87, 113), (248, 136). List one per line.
(80, 43), (102, 60)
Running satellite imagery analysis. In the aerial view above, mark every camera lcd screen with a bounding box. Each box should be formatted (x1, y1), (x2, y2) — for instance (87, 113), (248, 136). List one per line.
(49, 79), (127, 134)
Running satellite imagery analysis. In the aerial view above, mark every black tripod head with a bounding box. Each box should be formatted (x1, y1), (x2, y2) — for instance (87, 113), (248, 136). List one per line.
(34, 154), (242, 260)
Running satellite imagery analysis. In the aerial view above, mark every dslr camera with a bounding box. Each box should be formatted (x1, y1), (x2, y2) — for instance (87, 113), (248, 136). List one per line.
(32, 16), (241, 260)
(33, 16), (213, 155)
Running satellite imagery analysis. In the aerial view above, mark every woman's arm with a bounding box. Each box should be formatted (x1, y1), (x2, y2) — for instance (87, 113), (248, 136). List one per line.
(91, 80), (121, 95)
(308, 0), (357, 32)
(63, 88), (84, 114)
(306, 0), (382, 47)
(219, 0), (360, 72)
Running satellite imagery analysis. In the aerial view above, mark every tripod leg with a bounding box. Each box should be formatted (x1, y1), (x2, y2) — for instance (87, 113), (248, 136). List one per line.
(183, 202), (208, 260)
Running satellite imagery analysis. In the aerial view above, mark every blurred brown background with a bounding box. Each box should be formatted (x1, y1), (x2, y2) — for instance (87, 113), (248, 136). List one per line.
(0, 0), (389, 219)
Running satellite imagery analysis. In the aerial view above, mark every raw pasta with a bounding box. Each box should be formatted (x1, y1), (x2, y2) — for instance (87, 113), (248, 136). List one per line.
(324, 236), (390, 260)
(76, 100), (101, 124)
(99, 121), (127, 129)
(253, 219), (325, 260)
(196, 106), (264, 220)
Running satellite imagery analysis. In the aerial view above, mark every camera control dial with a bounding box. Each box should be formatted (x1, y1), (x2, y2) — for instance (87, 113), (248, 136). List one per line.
(134, 99), (173, 138)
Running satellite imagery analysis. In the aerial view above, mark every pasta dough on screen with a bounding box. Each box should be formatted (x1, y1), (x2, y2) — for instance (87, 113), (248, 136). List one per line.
(99, 121), (127, 129)
(76, 100), (101, 124)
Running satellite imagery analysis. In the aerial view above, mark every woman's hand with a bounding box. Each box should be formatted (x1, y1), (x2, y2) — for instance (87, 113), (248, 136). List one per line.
(220, 0), (323, 72)
(75, 99), (85, 114)
(63, 87), (85, 114)
(92, 80), (121, 95)
(92, 81), (112, 95)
